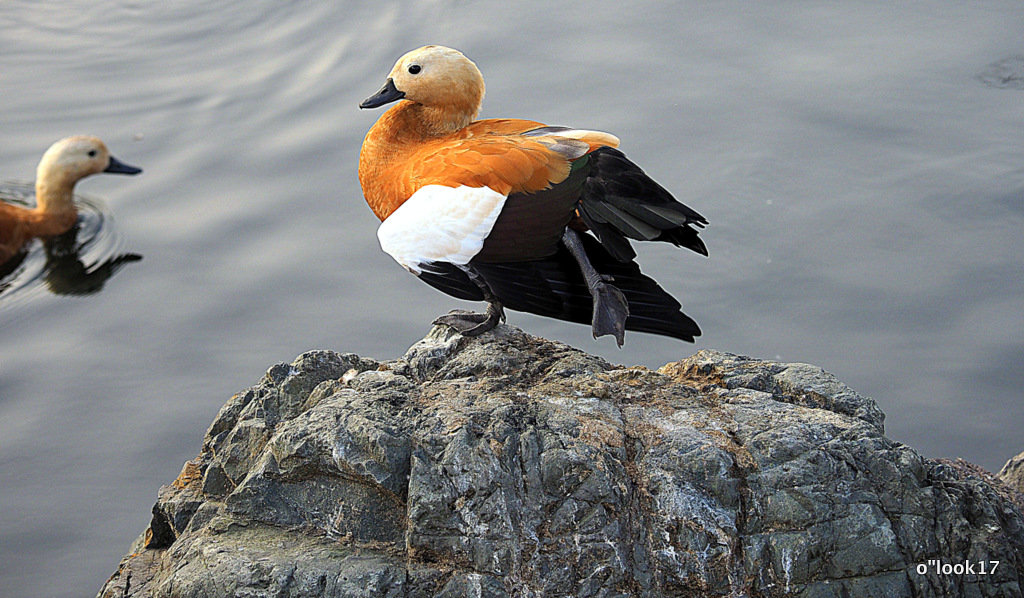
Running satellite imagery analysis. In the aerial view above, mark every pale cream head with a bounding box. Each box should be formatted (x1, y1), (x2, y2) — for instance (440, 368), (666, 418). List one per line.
(37, 136), (115, 186)
(387, 45), (485, 115)
(34, 136), (140, 213)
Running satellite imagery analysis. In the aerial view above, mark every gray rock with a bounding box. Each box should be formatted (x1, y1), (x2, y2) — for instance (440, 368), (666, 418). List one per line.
(98, 325), (1024, 598)
(1001, 452), (1024, 511)
(1002, 453), (1024, 492)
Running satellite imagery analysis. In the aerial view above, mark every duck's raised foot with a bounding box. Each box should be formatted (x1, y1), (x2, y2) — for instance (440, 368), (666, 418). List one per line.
(432, 302), (505, 336)
(591, 281), (629, 347)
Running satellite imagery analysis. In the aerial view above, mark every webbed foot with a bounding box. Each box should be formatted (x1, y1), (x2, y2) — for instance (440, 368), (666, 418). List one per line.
(432, 302), (505, 336)
(591, 281), (629, 347)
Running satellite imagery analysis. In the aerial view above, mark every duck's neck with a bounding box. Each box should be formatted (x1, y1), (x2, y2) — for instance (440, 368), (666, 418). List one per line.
(33, 173), (78, 230)
(35, 178), (76, 211)
(407, 102), (476, 137)
(380, 100), (478, 140)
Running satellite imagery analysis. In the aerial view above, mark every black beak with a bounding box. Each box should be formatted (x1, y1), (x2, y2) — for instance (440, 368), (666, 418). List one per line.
(104, 155), (142, 175)
(360, 78), (405, 109)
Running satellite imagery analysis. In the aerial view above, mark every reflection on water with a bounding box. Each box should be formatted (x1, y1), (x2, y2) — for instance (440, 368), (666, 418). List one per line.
(0, 184), (141, 307)
(38, 224), (141, 296)
(0, 250), (28, 291)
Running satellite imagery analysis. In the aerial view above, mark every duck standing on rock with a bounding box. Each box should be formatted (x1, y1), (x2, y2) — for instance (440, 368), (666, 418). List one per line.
(0, 136), (141, 265)
(358, 45), (707, 345)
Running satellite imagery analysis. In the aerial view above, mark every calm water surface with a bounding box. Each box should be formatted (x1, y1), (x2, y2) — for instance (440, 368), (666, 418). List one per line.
(1, 2), (1023, 596)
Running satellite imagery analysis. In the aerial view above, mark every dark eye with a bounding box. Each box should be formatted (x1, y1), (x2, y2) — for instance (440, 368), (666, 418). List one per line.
(408, 64), (421, 75)
(87, 150), (97, 157)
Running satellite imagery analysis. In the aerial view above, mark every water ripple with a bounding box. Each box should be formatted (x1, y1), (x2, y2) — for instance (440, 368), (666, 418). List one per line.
(978, 55), (1024, 90)
(0, 181), (141, 312)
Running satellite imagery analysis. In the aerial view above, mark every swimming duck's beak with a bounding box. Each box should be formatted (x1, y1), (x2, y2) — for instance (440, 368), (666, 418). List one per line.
(104, 155), (142, 175)
(360, 78), (405, 109)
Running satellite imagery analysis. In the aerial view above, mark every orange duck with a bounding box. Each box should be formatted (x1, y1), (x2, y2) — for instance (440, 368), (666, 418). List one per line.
(0, 136), (141, 265)
(359, 46), (707, 345)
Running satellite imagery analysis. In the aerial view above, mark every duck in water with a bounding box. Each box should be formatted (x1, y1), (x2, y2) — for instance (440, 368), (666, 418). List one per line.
(0, 136), (141, 265)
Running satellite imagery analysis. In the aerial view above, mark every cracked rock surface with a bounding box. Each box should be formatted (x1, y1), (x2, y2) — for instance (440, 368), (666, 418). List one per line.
(1001, 452), (1024, 498)
(98, 325), (1024, 597)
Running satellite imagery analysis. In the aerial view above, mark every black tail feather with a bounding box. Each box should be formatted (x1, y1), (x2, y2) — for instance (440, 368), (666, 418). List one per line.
(415, 236), (700, 342)
(655, 227), (708, 257)
(473, 233), (700, 342)
(417, 262), (484, 301)
(578, 147), (708, 261)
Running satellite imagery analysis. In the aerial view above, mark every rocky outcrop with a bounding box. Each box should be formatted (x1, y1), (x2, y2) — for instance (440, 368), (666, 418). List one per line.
(98, 325), (1024, 597)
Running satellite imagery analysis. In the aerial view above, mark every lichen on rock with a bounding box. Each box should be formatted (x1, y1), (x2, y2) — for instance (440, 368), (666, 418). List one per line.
(98, 325), (1024, 597)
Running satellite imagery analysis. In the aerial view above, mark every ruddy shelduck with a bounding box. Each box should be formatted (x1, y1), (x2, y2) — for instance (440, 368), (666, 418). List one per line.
(359, 46), (707, 345)
(0, 136), (141, 264)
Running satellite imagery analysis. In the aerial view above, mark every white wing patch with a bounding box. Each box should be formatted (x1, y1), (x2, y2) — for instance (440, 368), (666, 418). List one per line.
(377, 185), (507, 273)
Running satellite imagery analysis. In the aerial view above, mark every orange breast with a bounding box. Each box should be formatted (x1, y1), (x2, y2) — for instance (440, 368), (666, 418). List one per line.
(0, 204), (33, 263)
(0, 202), (77, 263)
(359, 109), (575, 221)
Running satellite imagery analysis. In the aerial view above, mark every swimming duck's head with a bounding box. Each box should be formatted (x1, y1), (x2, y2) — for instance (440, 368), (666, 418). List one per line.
(360, 45), (484, 117)
(37, 136), (142, 187)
